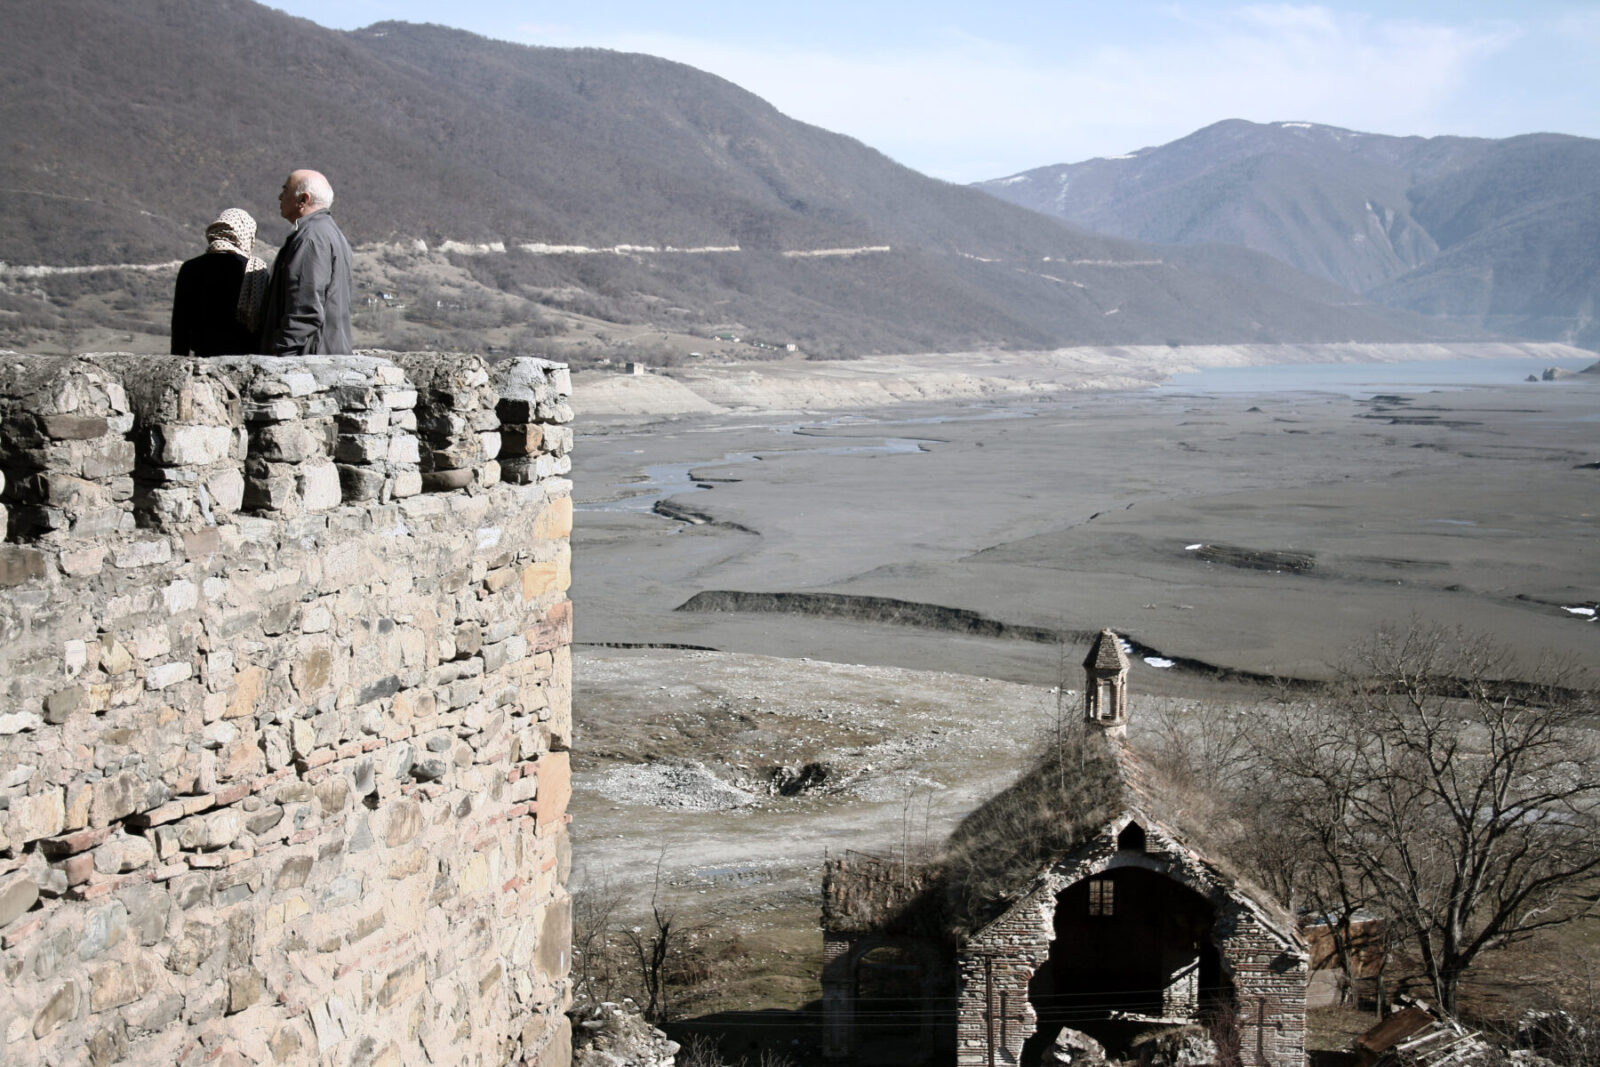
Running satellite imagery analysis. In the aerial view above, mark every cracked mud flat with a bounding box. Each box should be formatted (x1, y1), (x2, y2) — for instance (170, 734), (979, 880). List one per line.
(567, 364), (1598, 946)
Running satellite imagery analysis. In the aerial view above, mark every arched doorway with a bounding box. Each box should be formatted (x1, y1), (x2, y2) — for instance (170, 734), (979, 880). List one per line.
(853, 943), (939, 1064)
(1022, 866), (1234, 1064)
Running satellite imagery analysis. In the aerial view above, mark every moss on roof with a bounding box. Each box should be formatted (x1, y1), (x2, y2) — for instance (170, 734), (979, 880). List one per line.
(824, 720), (1296, 941)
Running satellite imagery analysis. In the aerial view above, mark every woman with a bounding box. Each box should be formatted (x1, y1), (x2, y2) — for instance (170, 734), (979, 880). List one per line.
(170, 208), (269, 356)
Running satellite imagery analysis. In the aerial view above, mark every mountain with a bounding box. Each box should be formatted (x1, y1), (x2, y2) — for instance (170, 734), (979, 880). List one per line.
(975, 120), (1600, 350)
(1, 3), (1473, 355)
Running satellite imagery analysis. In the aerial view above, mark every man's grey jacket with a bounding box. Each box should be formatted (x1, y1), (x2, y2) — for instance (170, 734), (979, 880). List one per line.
(259, 210), (354, 356)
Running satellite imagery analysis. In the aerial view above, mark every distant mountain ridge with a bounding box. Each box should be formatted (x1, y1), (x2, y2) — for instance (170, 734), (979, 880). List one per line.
(976, 120), (1600, 350)
(1, 4), (1477, 353)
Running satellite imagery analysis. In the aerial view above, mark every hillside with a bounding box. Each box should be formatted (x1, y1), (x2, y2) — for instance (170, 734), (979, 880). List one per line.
(976, 120), (1600, 350)
(1, 3), (1475, 356)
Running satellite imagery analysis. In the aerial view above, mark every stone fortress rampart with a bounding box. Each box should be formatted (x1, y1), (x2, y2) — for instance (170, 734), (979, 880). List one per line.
(0, 351), (575, 1066)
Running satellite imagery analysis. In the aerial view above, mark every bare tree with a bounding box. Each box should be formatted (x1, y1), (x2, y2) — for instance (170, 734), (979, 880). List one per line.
(1245, 696), (1384, 1009)
(571, 870), (626, 1008)
(1259, 622), (1600, 1016)
(621, 851), (679, 1025)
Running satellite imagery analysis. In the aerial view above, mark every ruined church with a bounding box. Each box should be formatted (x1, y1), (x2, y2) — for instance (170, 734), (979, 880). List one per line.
(822, 630), (1308, 1067)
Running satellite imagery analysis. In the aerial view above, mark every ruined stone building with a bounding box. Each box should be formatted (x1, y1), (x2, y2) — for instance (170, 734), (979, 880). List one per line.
(822, 630), (1307, 1067)
(0, 352), (575, 1065)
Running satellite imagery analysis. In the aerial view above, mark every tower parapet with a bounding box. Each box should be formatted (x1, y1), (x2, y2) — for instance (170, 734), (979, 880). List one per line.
(0, 352), (575, 1066)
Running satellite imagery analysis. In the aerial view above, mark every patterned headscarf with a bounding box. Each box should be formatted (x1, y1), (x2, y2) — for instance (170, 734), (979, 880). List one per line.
(205, 208), (270, 335)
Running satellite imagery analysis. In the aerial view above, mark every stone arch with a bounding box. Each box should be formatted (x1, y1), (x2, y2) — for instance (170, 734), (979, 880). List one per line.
(1021, 863), (1236, 1066)
(822, 935), (950, 1064)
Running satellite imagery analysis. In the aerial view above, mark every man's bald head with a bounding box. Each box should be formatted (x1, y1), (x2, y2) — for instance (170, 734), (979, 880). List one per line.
(278, 169), (335, 222)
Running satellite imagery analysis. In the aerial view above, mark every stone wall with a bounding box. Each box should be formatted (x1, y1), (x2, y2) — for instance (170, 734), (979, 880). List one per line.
(0, 352), (576, 1067)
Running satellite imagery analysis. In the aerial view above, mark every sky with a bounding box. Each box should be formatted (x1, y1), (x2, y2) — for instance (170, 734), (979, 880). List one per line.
(264, 1), (1600, 183)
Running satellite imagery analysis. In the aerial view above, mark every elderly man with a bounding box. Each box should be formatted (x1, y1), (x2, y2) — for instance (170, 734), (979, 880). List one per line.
(259, 169), (354, 355)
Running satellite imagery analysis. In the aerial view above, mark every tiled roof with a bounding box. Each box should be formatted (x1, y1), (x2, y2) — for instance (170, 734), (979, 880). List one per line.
(1084, 628), (1129, 671)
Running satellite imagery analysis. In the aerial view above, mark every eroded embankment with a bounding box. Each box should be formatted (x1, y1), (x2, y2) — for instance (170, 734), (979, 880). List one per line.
(673, 590), (1304, 686)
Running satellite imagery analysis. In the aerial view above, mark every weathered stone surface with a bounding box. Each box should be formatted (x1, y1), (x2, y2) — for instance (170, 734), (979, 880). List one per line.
(92, 833), (156, 874)
(382, 798), (422, 848)
(9, 788), (66, 844)
(299, 461), (341, 511)
(0, 353), (574, 1067)
(33, 980), (80, 1038)
(292, 648), (332, 698)
(0, 545), (48, 586)
(91, 770), (144, 826)
(420, 468), (474, 492)
(0, 869), (41, 928)
(178, 809), (243, 851)
(89, 953), (158, 1011)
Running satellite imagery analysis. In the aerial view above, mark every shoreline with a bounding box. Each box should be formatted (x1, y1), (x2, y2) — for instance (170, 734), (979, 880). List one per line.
(571, 340), (1595, 416)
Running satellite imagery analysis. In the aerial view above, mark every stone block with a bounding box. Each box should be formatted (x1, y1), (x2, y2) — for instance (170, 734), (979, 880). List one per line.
(0, 869), (40, 929)
(392, 468), (423, 498)
(0, 710), (43, 734)
(206, 466), (246, 512)
(536, 1016), (574, 1067)
(292, 648), (332, 699)
(9, 788), (66, 844)
(533, 495), (574, 541)
(243, 460), (298, 512)
(338, 408), (388, 434)
(30, 471), (111, 510)
(253, 422), (320, 462)
(301, 602), (332, 633)
(377, 957), (427, 1009)
(91, 770), (145, 826)
(59, 544), (107, 576)
(182, 526), (221, 561)
(42, 412), (110, 440)
(421, 468), (474, 492)
(113, 538), (173, 569)
(534, 752), (572, 828)
(520, 560), (570, 600)
(275, 855), (314, 891)
(299, 461), (342, 511)
(162, 577), (198, 614)
(92, 833), (156, 874)
(99, 636), (135, 676)
(535, 891), (573, 980)
(383, 798), (423, 848)
(158, 424), (237, 466)
(0, 545), (49, 587)
(78, 900), (129, 959)
(89, 953), (158, 1011)
(245, 397), (298, 422)
(178, 808), (242, 851)
(32, 980), (80, 1038)
(79, 436), (137, 480)
(227, 968), (264, 1014)
(543, 425), (574, 454)
(334, 434), (387, 463)
(338, 464), (386, 502)
(499, 423), (543, 457)
(145, 661), (193, 690)
(388, 434), (421, 465)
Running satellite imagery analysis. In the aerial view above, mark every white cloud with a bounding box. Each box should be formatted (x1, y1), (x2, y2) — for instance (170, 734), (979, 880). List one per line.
(512, 6), (1542, 182)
